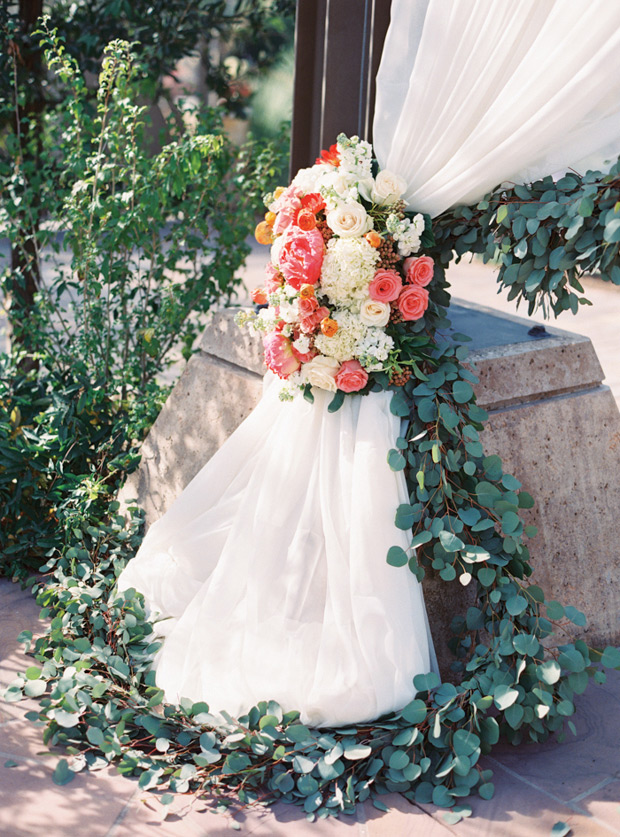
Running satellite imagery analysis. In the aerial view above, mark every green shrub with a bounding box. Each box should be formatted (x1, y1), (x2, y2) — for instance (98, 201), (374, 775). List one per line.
(0, 28), (287, 579)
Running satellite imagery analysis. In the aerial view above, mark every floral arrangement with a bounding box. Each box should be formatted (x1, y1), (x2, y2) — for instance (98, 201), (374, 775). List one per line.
(237, 134), (434, 402)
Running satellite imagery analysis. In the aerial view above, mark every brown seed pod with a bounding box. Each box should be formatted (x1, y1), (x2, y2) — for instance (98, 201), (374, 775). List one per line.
(389, 367), (412, 386)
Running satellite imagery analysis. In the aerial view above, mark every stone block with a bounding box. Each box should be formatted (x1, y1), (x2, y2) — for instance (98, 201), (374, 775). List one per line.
(118, 323), (264, 522)
(120, 302), (620, 675)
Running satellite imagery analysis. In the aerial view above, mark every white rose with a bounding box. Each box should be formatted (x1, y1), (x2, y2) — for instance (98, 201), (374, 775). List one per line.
(359, 298), (391, 327)
(302, 355), (340, 392)
(326, 202), (373, 238)
(371, 170), (407, 205)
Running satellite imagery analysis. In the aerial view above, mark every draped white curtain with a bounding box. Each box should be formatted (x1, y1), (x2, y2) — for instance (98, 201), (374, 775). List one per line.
(374, 0), (620, 217)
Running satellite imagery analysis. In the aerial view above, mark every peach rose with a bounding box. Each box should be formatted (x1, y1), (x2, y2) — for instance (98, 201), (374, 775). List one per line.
(263, 333), (301, 378)
(397, 285), (429, 321)
(368, 269), (402, 303)
(404, 255), (434, 287)
(279, 228), (324, 289)
(335, 360), (369, 393)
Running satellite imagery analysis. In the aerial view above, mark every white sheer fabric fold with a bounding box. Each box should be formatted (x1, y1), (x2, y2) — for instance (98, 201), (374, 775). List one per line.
(118, 376), (436, 727)
(374, 0), (620, 217)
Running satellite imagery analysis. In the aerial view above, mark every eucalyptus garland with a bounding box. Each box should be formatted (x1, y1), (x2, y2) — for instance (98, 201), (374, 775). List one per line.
(6, 248), (620, 827)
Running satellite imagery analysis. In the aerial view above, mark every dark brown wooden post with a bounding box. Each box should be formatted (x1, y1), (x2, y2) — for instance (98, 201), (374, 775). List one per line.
(290, 0), (393, 176)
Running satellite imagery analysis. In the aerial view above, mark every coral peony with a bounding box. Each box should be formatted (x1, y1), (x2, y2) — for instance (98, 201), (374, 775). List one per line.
(397, 285), (429, 321)
(404, 255), (434, 286)
(368, 268), (402, 303)
(335, 359), (369, 393)
(263, 333), (301, 378)
(279, 228), (324, 289)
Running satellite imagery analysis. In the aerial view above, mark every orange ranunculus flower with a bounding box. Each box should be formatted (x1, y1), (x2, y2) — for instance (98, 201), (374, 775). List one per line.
(255, 221), (274, 245)
(251, 287), (268, 305)
(299, 284), (315, 299)
(320, 317), (339, 337)
(296, 208), (317, 231)
(265, 211), (277, 226)
(365, 231), (382, 248)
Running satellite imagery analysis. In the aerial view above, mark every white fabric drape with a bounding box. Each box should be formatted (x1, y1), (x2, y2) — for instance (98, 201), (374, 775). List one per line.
(118, 375), (437, 727)
(374, 0), (620, 217)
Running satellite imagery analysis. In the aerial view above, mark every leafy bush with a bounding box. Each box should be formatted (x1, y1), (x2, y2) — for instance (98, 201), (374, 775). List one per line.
(0, 28), (287, 580)
(1, 29), (288, 394)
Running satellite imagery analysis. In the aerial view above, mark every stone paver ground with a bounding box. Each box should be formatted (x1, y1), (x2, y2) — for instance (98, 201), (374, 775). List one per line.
(1, 254), (620, 835)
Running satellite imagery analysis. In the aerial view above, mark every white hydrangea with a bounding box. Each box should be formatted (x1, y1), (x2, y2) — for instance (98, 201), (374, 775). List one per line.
(291, 164), (324, 194)
(386, 212), (425, 257)
(336, 133), (373, 180)
(320, 237), (380, 308)
(314, 309), (368, 362)
(355, 328), (395, 371)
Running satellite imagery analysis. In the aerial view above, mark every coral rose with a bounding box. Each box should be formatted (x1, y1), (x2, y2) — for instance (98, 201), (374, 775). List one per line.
(368, 269), (402, 303)
(303, 355), (340, 392)
(298, 296), (319, 316)
(335, 360), (369, 393)
(397, 285), (429, 321)
(404, 255), (435, 287)
(263, 333), (301, 378)
(360, 298), (391, 327)
(299, 305), (329, 334)
(278, 228), (324, 289)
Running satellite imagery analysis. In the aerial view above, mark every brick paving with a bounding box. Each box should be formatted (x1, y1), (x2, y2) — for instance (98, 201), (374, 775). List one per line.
(1, 253), (619, 835)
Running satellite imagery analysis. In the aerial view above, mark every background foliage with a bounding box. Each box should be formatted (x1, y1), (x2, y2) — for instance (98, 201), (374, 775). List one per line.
(0, 25), (287, 578)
